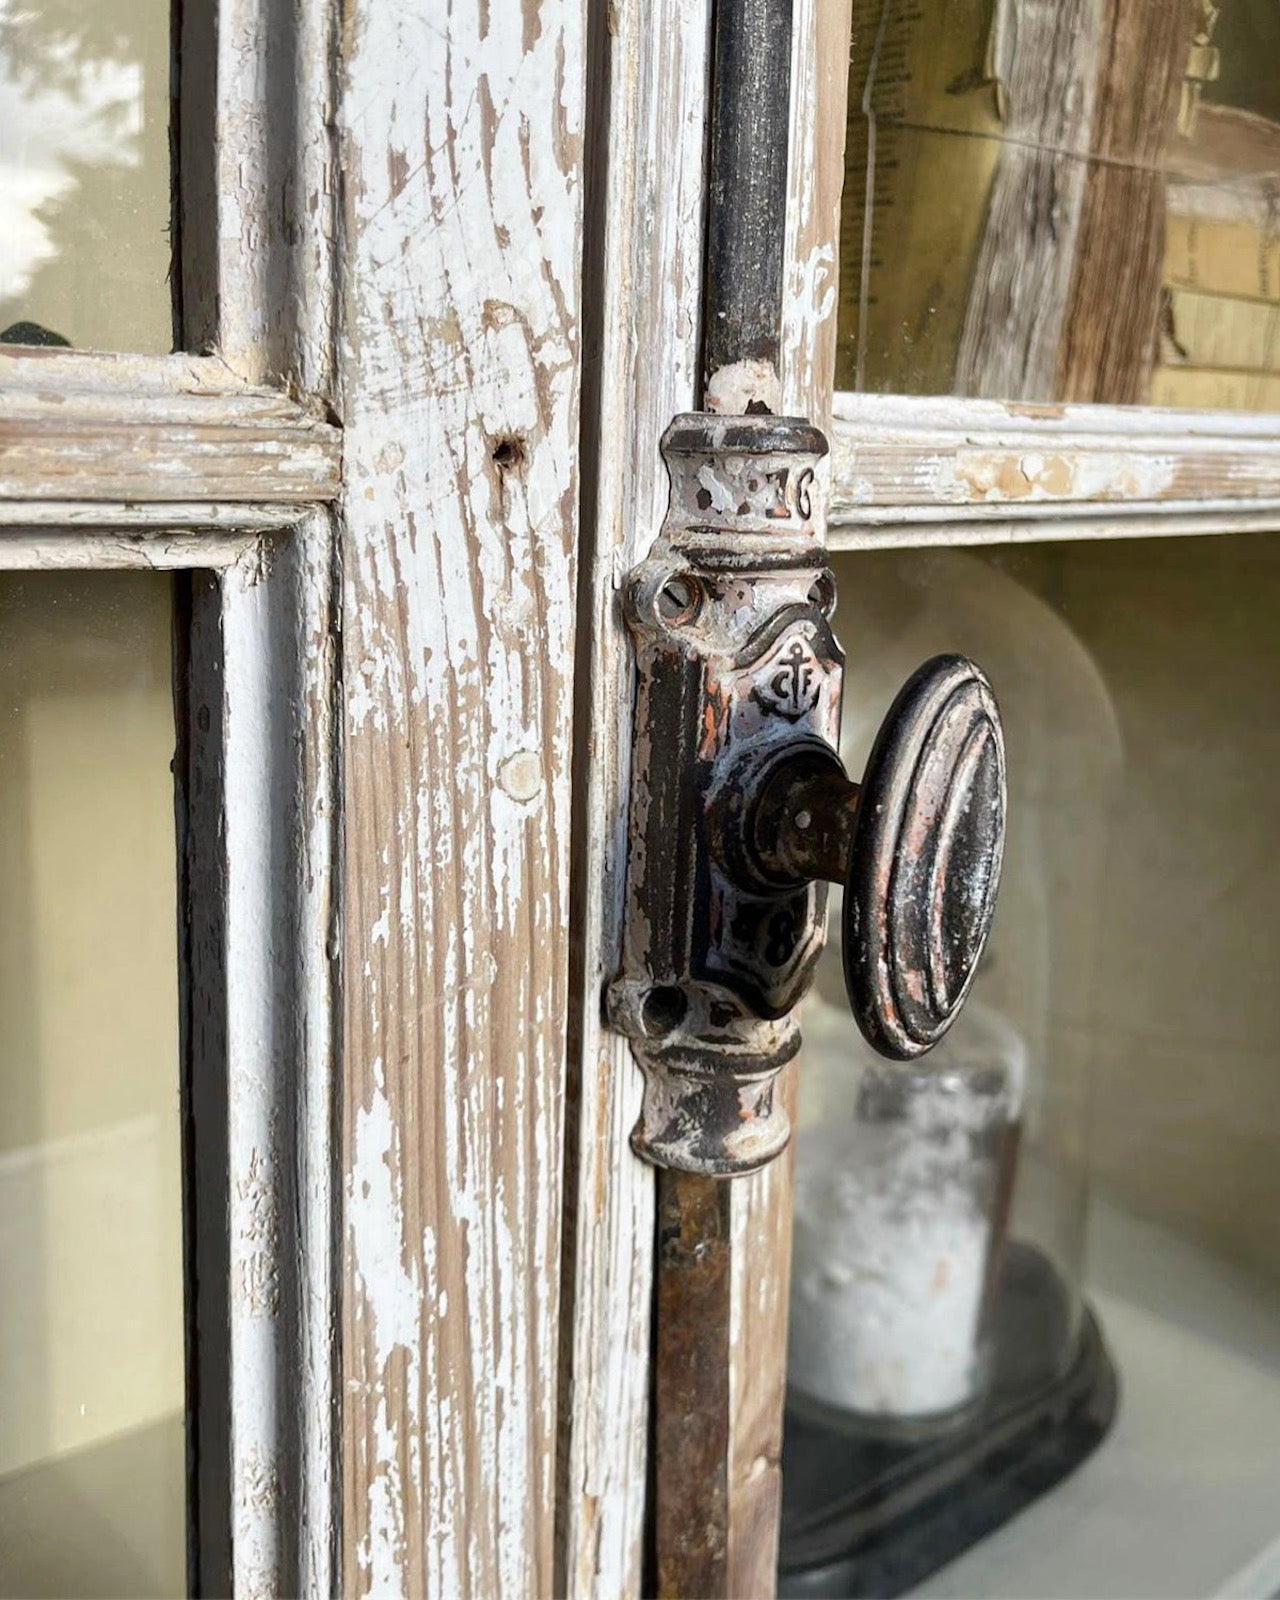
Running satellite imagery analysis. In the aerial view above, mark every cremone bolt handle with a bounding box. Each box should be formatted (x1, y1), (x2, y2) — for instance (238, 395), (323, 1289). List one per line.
(743, 655), (1006, 1060)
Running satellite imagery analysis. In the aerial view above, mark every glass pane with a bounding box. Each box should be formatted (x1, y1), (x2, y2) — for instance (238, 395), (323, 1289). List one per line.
(837, 0), (1280, 412)
(0, 1), (172, 353)
(0, 572), (185, 1598)
(781, 532), (1280, 1598)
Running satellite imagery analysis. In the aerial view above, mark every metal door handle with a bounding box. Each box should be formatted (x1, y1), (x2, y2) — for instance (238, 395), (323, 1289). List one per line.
(738, 654), (1005, 1060)
(608, 415), (1007, 1175)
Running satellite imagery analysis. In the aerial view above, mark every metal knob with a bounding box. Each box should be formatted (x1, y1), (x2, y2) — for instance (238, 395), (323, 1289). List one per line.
(746, 654), (1006, 1060)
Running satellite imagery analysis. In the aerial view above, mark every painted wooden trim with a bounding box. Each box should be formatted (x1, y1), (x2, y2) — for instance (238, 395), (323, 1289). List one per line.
(0, 504), (311, 532)
(558, 1), (711, 1594)
(0, 528), (265, 567)
(178, 0), (338, 392)
(335, 4), (585, 1595)
(179, 525), (340, 1600)
(830, 392), (1280, 530)
(827, 505), (1280, 550)
(0, 352), (340, 503)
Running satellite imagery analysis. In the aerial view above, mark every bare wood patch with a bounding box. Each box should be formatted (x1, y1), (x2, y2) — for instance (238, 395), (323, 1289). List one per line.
(1055, 0), (1197, 402)
(955, 0), (1103, 399)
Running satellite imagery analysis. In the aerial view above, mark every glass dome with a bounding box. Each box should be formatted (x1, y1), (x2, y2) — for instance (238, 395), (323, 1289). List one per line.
(780, 544), (1124, 1591)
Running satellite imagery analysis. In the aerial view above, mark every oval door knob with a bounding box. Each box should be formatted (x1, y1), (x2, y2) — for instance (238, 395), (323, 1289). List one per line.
(843, 654), (1006, 1059)
(745, 654), (1006, 1061)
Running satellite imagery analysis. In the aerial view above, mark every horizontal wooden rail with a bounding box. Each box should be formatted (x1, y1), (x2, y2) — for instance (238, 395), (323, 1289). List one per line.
(829, 393), (1280, 540)
(0, 350), (341, 503)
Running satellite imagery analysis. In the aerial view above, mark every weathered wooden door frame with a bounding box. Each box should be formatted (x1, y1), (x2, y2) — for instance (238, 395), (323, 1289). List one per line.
(10, 3), (1280, 1598)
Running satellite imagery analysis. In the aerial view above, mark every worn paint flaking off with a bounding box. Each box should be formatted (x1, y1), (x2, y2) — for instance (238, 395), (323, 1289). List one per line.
(339, 14), (580, 1596)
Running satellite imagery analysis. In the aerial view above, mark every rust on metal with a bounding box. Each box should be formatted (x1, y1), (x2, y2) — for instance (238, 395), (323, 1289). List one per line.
(653, 1171), (732, 1598)
(607, 412), (840, 1178)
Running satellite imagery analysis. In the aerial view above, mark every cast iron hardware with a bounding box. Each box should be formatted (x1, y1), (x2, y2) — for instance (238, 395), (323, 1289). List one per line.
(609, 412), (1007, 1178)
(745, 653), (1006, 1061)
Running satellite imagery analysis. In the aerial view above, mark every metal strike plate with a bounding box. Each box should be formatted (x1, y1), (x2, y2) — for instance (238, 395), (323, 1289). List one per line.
(607, 413), (840, 1176)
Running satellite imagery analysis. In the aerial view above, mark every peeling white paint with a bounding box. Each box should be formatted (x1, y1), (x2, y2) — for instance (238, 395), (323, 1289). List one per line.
(339, 0), (584, 1593)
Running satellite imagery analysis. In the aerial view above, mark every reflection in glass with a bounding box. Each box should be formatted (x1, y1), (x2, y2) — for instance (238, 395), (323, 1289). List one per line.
(0, 1), (172, 352)
(782, 534), (1280, 1597)
(838, 0), (1280, 412)
(0, 573), (184, 1598)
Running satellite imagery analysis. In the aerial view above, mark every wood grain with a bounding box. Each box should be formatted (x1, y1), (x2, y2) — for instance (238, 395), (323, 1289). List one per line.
(1056, 0), (1197, 403)
(557, 1), (710, 1595)
(335, 3), (584, 1595)
(955, 0), (1102, 399)
(0, 353), (340, 503)
(829, 392), (1280, 529)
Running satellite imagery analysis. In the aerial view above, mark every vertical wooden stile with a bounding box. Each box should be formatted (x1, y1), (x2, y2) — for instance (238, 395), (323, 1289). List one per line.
(334, 4), (587, 1595)
(558, 1), (711, 1596)
(724, 3), (854, 1594)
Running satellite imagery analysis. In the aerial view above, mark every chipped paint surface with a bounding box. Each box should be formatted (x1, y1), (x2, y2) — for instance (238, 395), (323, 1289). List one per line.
(951, 448), (1177, 502)
(205, 529), (339, 1600)
(337, 1), (583, 1595)
(0, 351), (341, 503)
(828, 392), (1280, 528)
(558, 1), (713, 1591)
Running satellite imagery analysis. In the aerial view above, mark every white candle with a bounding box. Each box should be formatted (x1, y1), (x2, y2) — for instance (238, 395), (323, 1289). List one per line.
(788, 999), (1025, 1425)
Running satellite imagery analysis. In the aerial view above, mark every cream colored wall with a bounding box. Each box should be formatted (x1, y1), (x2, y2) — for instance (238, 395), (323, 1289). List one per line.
(1010, 535), (1280, 1283)
(0, 573), (183, 1488)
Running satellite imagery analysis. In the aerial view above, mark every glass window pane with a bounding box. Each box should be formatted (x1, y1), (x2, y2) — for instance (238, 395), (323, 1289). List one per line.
(0, 1), (172, 353)
(838, 0), (1280, 413)
(0, 572), (184, 1598)
(781, 531), (1280, 1598)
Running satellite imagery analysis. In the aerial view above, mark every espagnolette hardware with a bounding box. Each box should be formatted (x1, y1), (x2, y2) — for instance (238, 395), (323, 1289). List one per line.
(608, 412), (1006, 1178)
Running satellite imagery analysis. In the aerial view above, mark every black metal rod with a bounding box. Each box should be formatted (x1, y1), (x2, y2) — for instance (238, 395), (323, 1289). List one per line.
(701, 0), (796, 397)
(654, 2), (797, 1593)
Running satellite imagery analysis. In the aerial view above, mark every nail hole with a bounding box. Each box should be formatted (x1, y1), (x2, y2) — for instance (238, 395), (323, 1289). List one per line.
(641, 986), (688, 1038)
(492, 436), (525, 472)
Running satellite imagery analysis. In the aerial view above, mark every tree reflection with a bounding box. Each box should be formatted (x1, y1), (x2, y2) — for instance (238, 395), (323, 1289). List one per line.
(0, 0), (171, 352)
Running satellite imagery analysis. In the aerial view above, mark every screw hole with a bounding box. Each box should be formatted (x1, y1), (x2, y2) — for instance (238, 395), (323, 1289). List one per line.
(657, 574), (701, 624)
(641, 985), (688, 1038)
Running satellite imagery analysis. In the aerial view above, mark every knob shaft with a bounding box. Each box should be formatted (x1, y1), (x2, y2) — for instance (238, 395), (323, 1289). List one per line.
(746, 654), (1006, 1061)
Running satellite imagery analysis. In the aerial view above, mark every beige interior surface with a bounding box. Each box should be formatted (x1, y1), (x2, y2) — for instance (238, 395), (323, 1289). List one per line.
(0, 572), (184, 1597)
(0, 0), (172, 352)
(826, 533), (1280, 1287)
(1005, 534), (1280, 1283)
